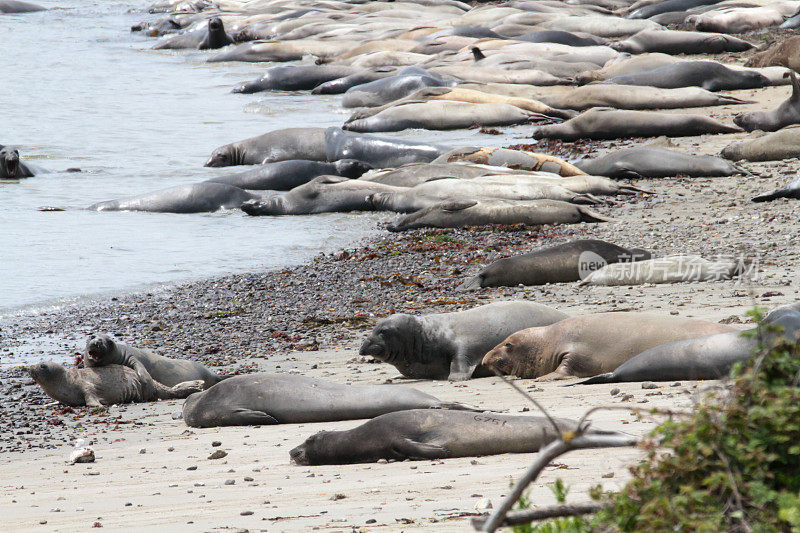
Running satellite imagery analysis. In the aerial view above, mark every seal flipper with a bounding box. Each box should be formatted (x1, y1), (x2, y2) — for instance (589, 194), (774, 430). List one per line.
(226, 408), (279, 425)
(456, 275), (483, 292)
(448, 353), (476, 381)
(568, 372), (616, 386)
(391, 437), (448, 460)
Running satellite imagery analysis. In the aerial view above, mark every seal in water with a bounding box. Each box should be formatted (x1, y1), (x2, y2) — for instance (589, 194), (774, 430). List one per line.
(289, 410), (626, 465)
(359, 301), (568, 381)
(199, 16), (234, 49)
(28, 361), (203, 407)
(232, 65), (357, 94)
(575, 309), (800, 384)
(576, 147), (743, 178)
(387, 199), (615, 232)
(208, 159), (370, 190)
(89, 182), (259, 213)
(482, 312), (737, 380)
(458, 239), (651, 290)
(0, 145), (35, 178)
(0, 0), (46, 12)
(734, 72), (800, 132)
(182, 374), (476, 427)
(205, 128), (328, 167)
(84, 334), (226, 389)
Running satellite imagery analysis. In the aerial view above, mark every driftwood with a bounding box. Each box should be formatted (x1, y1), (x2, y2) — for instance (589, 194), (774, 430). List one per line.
(472, 503), (606, 528)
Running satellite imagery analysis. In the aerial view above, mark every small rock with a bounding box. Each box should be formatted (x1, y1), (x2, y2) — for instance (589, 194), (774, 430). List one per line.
(69, 448), (95, 464)
(139, 449), (146, 454)
(330, 493), (346, 501)
(609, 388), (620, 396)
(208, 450), (228, 460)
(366, 519), (377, 524)
(671, 382), (681, 387)
(240, 510), (253, 516)
(211, 441), (222, 447)
(601, 472), (615, 479)
(474, 498), (493, 511)
(376, 459), (388, 464)
(641, 382), (659, 389)
(187, 466), (197, 471)
(224, 479), (235, 485)
(39, 521), (47, 525)
(244, 477), (254, 482)
(167, 447), (174, 452)
(125, 503), (132, 507)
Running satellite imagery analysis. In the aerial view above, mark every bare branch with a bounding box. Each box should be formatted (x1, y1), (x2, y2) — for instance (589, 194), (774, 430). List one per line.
(471, 503), (606, 528)
(477, 433), (639, 532)
(490, 368), (563, 437)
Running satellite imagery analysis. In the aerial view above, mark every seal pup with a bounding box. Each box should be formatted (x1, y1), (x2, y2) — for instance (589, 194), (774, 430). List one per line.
(579, 255), (743, 285)
(360, 301), (567, 381)
(576, 309), (800, 384)
(387, 199), (615, 231)
(734, 72), (800, 132)
(458, 239), (651, 290)
(84, 334), (225, 389)
(482, 313), (737, 380)
(752, 176), (800, 202)
(182, 374), (476, 427)
(29, 362), (203, 407)
(290, 410), (624, 465)
(531, 108), (741, 141)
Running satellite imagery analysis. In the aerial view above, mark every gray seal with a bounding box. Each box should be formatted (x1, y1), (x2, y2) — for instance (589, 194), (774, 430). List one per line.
(28, 361), (203, 407)
(387, 199), (615, 232)
(84, 334), (225, 389)
(734, 72), (800, 132)
(531, 108), (741, 140)
(205, 128), (328, 167)
(458, 239), (651, 290)
(576, 310), (800, 384)
(605, 61), (769, 91)
(289, 410), (621, 465)
(208, 159), (371, 190)
(0, 145), (35, 178)
(359, 301), (568, 381)
(576, 147), (743, 178)
(752, 176), (800, 202)
(232, 65), (357, 94)
(325, 127), (450, 168)
(89, 182), (258, 213)
(182, 373), (475, 427)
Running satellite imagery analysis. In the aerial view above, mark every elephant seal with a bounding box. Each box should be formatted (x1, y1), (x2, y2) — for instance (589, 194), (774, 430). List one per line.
(325, 127), (449, 168)
(153, 17), (233, 50)
(289, 410), (623, 465)
(208, 159), (370, 190)
(342, 70), (455, 108)
(721, 126), (800, 162)
(433, 147), (585, 177)
(199, 17), (234, 50)
(539, 15), (662, 38)
(606, 61), (769, 91)
(627, 0), (723, 19)
(745, 36), (800, 72)
(84, 334), (225, 389)
(387, 199), (615, 231)
(734, 72), (800, 132)
(482, 312), (737, 380)
(182, 374), (476, 427)
(205, 128), (328, 167)
(539, 85), (750, 111)
(359, 162), (505, 187)
(458, 239), (651, 290)
(612, 30), (753, 55)
(28, 362), (203, 407)
(207, 40), (354, 63)
(687, 4), (800, 33)
(515, 30), (606, 47)
(576, 309), (800, 384)
(0, 0), (45, 12)
(360, 301), (567, 381)
(241, 175), (400, 216)
(579, 255), (743, 285)
(752, 176), (800, 202)
(0, 146), (35, 178)
(311, 67), (405, 95)
(576, 147), (743, 178)
(89, 182), (259, 213)
(575, 53), (682, 84)
(343, 101), (548, 133)
(531, 108), (741, 140)
(232, 65), (357, 94)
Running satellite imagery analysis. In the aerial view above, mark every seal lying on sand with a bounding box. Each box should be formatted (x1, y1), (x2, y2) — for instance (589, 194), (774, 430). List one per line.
(605, 61), (769, 92)
(89, 182), (259, 213)
(612, 30), (753, 55)
(232, 65), (357, 94)
(721, 126), (800, 161)
(745, 36), (800, 72)
(734, 72), (800, 132)
(531, 108), (741, 140)
(576, 147), (742, 178)
(325, 127), (450, 168)
(84, 334), (225, 389)
(482, 312), (737, 380)
(182, 374), (475, 427)
(0, 145), (36, 178)
(360, 301), (567, 381)
(579, 255), (743, 285)
(576, 309), (800, 384)
(387, 199), (615, 232)
(290, 410), (625, 465)
(752, 176), (800, 202)
(29, 361), (203, 407)
(208, 159), (370, 190)
(433, 147), (585, 176)
(458, 239), (651, 290)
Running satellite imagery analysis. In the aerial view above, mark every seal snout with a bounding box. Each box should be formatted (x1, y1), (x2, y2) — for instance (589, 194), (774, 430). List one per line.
(359, 336), (383, 357)
(289, 445), (308, 465)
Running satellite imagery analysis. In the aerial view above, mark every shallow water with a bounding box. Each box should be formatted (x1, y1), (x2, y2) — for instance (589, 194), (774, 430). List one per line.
(0, 0), (528, 316)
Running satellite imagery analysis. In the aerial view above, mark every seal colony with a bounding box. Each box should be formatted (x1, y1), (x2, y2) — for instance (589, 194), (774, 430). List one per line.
(9, 0), (800, 528)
